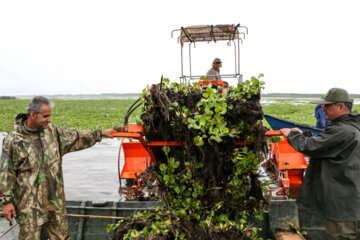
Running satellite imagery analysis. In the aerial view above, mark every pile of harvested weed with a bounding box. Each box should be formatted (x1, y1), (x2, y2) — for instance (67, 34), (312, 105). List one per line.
(111, 76), (268, 240)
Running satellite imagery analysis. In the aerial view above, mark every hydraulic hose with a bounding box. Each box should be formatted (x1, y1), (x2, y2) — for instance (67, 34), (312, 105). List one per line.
(124, 98), (141, 125)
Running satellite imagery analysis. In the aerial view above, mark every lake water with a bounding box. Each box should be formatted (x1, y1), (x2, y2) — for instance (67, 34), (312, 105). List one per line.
(0, 132), (125, 202)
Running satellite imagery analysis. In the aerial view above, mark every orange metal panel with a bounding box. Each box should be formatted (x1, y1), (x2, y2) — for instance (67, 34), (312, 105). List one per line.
(147, 141), (185, 146)
(112, 124), (144, 138)
(120, 141), (151, 179)
(288, 175), (304, 187)
(235, 141), (253, 146)
(199, 80), (224, 86)
(277, 152), (308, 169)
(269, 137), (308, 197)
(146, 141), (253, 146)
(112, 132), (142, 138)
(127, 124), (144, 133)
(265, 130), (283, 136)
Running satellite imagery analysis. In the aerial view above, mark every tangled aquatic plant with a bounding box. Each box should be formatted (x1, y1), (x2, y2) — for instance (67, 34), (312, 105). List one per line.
(109, 74), (269, 240)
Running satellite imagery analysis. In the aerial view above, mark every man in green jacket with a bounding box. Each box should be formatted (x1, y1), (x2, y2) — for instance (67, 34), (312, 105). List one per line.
(0, 96), (118, 239)
(281, 88), (360, 240)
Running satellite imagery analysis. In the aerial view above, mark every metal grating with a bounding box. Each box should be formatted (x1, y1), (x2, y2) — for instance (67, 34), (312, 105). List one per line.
(179, 24), (242, 45)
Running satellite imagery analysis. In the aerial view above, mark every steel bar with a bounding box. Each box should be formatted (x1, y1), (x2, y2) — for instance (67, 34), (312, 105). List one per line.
(0, 212), (125, 220)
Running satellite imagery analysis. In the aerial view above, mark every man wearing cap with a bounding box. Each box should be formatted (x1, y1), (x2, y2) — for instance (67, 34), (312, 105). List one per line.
(206, 58), (222, 80)
(281, 88), (360, 239)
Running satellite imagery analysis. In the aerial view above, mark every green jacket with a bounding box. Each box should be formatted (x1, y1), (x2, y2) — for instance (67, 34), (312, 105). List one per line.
(206, 67), (221, 80)
(287, 112), (360, 221)
(0, 114), (102, 226)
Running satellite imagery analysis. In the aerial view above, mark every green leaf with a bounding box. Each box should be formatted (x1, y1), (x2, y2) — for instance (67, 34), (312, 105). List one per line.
(194, 136), (204, 147)
(162, 146), (170, 156)
(220, 126), (229, 134)
(204, 106), (212, 115)
(159, 164), (167, 172)
(169, 156), (175, 166)
(200, 76), (207, 81)
(164, 175), (170, 183)
(215, 105), (222, 113)
(194, 162), (203, 169)
(199, 116), (206, 126)
(106, 224), (113, 232)
(173, 160), (180, 169)
(130, 229), (140, 237)
(169, 175), (175, 184)
(256, 213), (264, 221)
(142, 227), (149, 237)
(162, 78), (170, 85)
(177, 209), (187, 216)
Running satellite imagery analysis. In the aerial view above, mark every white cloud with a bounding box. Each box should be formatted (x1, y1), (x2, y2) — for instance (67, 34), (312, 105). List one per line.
(1, 0), (360, 95)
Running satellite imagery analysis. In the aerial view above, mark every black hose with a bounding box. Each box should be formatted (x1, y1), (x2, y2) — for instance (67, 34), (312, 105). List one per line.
(124, 98), (142, 125)
(124, 75), (164, 124)
(124, 102), (142, 124)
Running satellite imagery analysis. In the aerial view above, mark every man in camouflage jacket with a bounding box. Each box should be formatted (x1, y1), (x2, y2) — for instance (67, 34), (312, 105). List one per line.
(0, 96), (117, 239)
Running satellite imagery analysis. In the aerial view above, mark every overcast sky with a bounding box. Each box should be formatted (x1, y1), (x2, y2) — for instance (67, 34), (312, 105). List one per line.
(1, 0), (360, 96)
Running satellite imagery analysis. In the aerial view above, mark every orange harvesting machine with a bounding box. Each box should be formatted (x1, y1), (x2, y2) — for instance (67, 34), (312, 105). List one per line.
(112, 125), (308, 199)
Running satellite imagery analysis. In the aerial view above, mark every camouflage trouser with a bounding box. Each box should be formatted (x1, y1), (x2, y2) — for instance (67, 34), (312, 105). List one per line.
(19, 218), (70, 240)
(325, 219), (357, 240)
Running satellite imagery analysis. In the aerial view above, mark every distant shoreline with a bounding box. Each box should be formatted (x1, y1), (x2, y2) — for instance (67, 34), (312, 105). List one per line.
(1, 93), (141, 100)
(2, 93), (360, 99)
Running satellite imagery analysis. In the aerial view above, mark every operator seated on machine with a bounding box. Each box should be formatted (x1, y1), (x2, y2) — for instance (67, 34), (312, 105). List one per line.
(206, 58), (222, 80)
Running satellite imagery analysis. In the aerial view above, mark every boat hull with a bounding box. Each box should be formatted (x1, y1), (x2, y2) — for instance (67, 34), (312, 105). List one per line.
(0, 200), (331, 239)
(264, 114), (323, 135)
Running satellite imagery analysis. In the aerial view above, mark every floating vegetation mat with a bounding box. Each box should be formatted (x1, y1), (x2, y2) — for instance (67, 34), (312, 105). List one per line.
(110, 75), (270, 240)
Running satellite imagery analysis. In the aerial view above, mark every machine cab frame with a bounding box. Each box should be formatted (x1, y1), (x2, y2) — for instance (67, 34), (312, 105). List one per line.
(171, 24), (248, 91)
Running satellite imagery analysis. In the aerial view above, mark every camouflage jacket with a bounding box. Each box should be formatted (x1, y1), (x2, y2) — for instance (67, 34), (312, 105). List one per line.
(0, 114), (102, 226)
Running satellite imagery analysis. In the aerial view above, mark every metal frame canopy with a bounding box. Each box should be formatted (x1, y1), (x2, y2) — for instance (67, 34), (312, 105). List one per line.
(172, 24), (248, 84)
